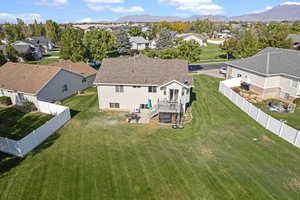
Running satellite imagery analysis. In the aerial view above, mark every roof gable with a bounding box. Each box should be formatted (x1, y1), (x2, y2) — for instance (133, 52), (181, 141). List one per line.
(49, 61), (97, 77)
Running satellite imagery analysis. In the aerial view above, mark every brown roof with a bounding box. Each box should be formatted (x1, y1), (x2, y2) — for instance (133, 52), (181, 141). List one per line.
(95, 55), (192, 86)
(0, 62), (61, 94)
(49, 61), (97, 77)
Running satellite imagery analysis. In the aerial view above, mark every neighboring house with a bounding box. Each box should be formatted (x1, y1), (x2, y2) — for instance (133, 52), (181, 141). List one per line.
(149, 40), (157, 49)
(176, 33), (208, 46)
(287, 34), (300, 50)
(207, 38), (226, 45)
(94, 55), (193, 124)
(130, 36), (149, 50)
(226, 47), (300, 102)
(24, 37), (55, 53)
(0, 62), (97, 106)
(48, 60), (97, 87)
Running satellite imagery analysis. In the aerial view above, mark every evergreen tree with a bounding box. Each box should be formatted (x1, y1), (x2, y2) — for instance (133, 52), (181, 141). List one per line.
(60, 28), (86, 61)
(116, 28), (131, 55)
(177, 40), (202, 63)
(84, 29), (116, 61)
(6, 45), (18, 62)
(0, 50), (6, 66)
(156, 28), (174, 50)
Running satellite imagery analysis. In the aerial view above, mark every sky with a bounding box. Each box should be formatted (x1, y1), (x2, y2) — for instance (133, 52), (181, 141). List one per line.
(0, 0), (300, 23)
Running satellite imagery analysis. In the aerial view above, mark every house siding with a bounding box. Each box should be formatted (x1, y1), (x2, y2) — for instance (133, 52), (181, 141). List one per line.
(0, 89), (38, 106)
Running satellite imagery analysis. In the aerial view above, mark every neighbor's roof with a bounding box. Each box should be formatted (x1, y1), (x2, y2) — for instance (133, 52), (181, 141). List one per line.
(228, 47), (300, 79)
(177, 33), (208, 40)
(287, 34), (300, 43)
(95, 55), (192, 86)
(49, 60), (97, 77)
(0, 62), (61, 94)
(129, 36), (149, 44)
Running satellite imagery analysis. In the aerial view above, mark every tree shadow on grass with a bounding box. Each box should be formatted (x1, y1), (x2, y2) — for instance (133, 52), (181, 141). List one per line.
(0, 153), (24, 177)
(70, 109), (80, 118)
(190, 88), (197, 106)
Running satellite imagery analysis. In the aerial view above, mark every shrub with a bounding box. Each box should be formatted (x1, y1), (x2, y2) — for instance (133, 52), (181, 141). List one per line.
(23, 100), (37, 112)
(0, 96), (12, 105)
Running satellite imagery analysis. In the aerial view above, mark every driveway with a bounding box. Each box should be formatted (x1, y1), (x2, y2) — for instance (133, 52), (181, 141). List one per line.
(189, 62), (227, 79)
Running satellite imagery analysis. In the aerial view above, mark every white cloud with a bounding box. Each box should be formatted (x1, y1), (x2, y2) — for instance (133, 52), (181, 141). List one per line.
(159, 0), (224, 15)
(111, 6), (144, 13)
(85, 0), (144, 13)
(35, 0), (68, 8)
(0, 13), (43, 23)
(251, 6), (273, 14)
(281, 1), (300, 6)
(84, 0), (124, 3)
(78, 17), (110, 23)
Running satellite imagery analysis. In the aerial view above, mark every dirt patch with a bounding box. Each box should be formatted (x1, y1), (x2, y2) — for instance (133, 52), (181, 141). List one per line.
(285, 177), (300, 192)
(261, 135), (272, 143)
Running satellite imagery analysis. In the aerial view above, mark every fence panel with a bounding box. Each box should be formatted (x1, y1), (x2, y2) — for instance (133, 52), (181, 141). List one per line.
(295, 133), (300, 148)
(257, 111), (269, 128)
(249, 104), (259, 120)
(281, 125), (299, 144)
(0, 137), (22, 156)
(267, 117), (282, 136)
(236, 94), (245, 109)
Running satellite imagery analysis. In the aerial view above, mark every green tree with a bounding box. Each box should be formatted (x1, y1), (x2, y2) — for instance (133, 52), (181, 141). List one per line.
(177, 40), (202, 63)
(115, 28), (131, 55)
(60, 28), (86, 61)
(14, 18), (26, 40)
(159, 48), (178, 59)
(6, 45), (18, 62)
(45, 20), (60, 42)
(239, 30), (260, 58)
(156, 28), (174, 50)
(0, 50), (6, 66)
(291, 21), (300, 33)
(221, 39), (240, 59)
(128, 27), (143, 37)
(32, 19), (45, 36)
(142, 48), (158, 58)
(84, 29), (116, 61)
(192, 19), (215, 37)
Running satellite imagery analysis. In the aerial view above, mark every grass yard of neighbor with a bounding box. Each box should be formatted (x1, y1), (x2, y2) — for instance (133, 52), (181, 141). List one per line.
(194, 43), (229, 63)
(256, 100), (300, 130)
(0, 75), (300, 200)
(26, 58), (60, 65)
(0, 107), (54, 140)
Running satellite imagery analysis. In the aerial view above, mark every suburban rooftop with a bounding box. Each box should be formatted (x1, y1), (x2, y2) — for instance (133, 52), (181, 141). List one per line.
(129, 36), (149, 44)
(95, 55), (192, 86)
(227, 47), (300, 79)
(49, 60), (97, 77)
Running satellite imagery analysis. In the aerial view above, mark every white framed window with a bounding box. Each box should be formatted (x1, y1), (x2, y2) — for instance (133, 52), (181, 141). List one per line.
(148, 86), (157, 93)
(291, 79), (299, 88)
(82, 78), (87, 83)
(237, 74), (242, 78)
(109, 103), (120, 108)
(115, 85), (124, 93)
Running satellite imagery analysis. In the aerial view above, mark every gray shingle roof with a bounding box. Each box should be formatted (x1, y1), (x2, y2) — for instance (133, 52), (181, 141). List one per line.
(176, 33), (208, 41)
(129, 36), (149, 44)
(288, 34), (300, 43)
(95, 55), (192, 86)
(228, 47), (300, 79)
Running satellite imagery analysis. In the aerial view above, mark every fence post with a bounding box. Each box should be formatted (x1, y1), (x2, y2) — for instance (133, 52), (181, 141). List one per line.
(279, 122), (285, 137)
(265, 115), (271, 129)
(256, 109), (261, 121)
(294, 131), (300, 146)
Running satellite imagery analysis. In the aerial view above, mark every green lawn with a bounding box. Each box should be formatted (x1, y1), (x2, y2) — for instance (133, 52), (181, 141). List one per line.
(192, 43), (229, 64)
(256, 100), (300, 130)
(0, 107), (54, 140)
(26, 58), (60, 65)
(1, 76), (300, 199)
(43, 51), (60, 57)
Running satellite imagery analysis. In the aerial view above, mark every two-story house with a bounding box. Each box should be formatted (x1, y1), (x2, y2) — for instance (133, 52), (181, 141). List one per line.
(94, 55), (193, 123)
(226, 47), (300, 102)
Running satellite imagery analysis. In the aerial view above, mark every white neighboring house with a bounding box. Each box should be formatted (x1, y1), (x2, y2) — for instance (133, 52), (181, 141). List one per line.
(94, 55), (193, 124)
(226, 47), (300, 102)
(0, 62), (97, 106)
(24, 37), (55, 53)
(130, 36), (149, 51)
(176, 33), (208, 46)
(149, 40), (157, 49)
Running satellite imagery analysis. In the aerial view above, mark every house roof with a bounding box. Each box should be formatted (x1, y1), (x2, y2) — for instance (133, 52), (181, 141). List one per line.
(24, 37), (53, 46)
(129, 36), (149, 44)
(0, 62), (61, 94)
(227, 47), (300, 79)
(49, 60), (97, 77)
(95, 55), (192, 86)
(177, 33), (208, 41)
(287, 34), (300, 43)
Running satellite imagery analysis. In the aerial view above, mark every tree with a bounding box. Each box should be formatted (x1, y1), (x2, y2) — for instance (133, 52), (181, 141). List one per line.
(84, 29), (116, 61)
(45, 20), (61, 42)
(192, 19), (215, 37)
(0, 50), (6, 66)
(221, 39), (240, 59)
(159, 48), (178, 59)
(6, 45), (18, 62)
(291, 21), (300, 33)
(115, 28), (131, 55)
(60, 28), (86, 61)
(239, 30), (260, 58)
(4, 23), (25, 43)
(142, 48), (158, 58)
(32, 19), (45, 36)
(128, 27), (143, 37)
(157, 21), (190, 33)
(156, 28), (174, 50)
(177, 40), (202, 63)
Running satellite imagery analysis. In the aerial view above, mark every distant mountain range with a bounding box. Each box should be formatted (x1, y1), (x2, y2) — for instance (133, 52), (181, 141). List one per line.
(116, 4), (300, 22)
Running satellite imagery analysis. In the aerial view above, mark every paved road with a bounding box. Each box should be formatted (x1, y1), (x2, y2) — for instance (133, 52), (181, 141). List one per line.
(188, 62), (227, 71)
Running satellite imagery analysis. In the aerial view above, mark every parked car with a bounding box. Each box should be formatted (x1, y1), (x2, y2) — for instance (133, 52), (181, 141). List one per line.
(219, 67), (227, 74)
(188, 65), (203, 71)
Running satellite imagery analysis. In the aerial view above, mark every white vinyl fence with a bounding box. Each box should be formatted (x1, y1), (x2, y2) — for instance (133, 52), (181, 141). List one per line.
(219, 79), (300, 148)
(0, 101), (71, 157)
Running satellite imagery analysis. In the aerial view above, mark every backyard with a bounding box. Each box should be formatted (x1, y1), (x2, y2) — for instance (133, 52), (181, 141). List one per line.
(0, 75), (300, 199)
(197, 43), (228, 63)
(0, 107), (53, 140)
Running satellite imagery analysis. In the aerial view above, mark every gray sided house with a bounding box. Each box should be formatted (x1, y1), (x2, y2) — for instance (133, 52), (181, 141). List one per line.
(0, 62), (97, 106)
(94, 55), (193, 124)
(24, 37), (55, 53)
(130, 36), (149, 51)
(227, 47), (300, 102)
